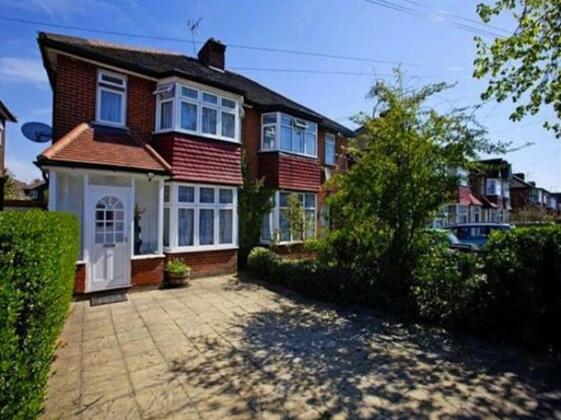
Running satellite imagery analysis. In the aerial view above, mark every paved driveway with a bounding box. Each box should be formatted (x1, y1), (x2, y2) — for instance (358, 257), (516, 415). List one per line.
(44, 275), (561, 419)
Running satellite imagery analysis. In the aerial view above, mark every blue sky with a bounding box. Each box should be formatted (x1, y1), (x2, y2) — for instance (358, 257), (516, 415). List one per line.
(0, 0), (559, 190)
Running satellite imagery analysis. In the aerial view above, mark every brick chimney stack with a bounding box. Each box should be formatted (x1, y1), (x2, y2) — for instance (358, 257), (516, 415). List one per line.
(198, 38), (226, 70)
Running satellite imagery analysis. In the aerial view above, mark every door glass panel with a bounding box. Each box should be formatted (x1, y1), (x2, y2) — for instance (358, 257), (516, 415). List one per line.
(95, 196), (126, 245)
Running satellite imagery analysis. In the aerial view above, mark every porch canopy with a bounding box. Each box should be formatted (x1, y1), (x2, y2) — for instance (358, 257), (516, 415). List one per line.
(36, 123), (171, 263)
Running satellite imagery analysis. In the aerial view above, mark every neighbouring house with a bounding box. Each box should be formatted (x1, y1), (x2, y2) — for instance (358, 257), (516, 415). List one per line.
(551, 192), (561, 216)
(474, 158), (512, 223)
(23, 179), (48, 202)
(432, 167), (483, 228)
(36, 32), (353, 294)
(511, 172), (559, 218)
(0, 100), (18, 210)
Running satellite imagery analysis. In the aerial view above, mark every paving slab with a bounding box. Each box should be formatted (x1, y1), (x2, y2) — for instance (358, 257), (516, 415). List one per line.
(43, 275), (561, 419)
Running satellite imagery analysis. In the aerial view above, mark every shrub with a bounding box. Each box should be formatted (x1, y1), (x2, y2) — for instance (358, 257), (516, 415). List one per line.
(247, 247), (280, 278)
(166, 259), (191, 274)
(0, 211), (79, 419)
(482, 225), (561, 349)
(412, 237), (484, 327)
(247, 246), (352, 303)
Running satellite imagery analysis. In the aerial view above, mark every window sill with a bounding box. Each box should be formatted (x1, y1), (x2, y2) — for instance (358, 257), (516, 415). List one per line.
(164, 245), (239, 254)
(258, 149), (318, 160)
(93, 120), (128, 130)
(131, 254), (165, 260)
(260, 240), (305, 246)
(153, 128), (240, 144)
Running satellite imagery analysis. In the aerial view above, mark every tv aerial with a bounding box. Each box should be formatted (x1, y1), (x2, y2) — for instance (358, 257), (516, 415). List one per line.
(188, 17), (203, 55)
(21, 122), (52, 143)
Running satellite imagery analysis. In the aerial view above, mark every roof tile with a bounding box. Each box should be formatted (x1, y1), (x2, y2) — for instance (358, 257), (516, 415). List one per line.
(38, 123), (170, 173)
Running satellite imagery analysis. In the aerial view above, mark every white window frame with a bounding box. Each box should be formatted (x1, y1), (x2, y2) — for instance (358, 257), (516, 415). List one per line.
(260, 112), (318, 158)
(470, 206), (481, 223)
(154, 78), (241, 143)
(325, 133), (336, 166)
(164, 183), (238, 253)
(96, 69), (127, 127)
(261, 190), (317, 245)
(0, 119), (4, 147)
(485, 178), (502, 196)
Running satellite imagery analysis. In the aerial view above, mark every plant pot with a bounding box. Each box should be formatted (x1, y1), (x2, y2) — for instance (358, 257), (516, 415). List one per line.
(166, 270), (191, 287)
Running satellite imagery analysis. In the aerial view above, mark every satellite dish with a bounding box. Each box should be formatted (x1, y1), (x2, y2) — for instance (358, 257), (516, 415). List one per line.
(21, 122), (53, 143)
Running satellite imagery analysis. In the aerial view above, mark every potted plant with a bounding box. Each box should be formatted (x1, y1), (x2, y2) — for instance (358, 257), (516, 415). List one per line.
(165, 259), (191, 287)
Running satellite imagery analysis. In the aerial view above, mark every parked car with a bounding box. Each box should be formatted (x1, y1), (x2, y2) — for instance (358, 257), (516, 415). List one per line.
(450, 223), (512, 249)
(446, 231), (480, 252)
(429, 229), (479, 252)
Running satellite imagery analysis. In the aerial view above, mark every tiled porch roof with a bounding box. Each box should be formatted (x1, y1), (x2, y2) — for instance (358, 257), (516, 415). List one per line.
(458, 189), (483, 206)
(478, 195), (499, 209)
(37, 123), (171, 174)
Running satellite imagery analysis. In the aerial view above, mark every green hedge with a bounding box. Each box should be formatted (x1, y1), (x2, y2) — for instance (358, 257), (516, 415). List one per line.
(482, 225), (561, 349)
(0, 211), (79, 419)
(247, 247), (352, 303)
(249, 225), (561, 351)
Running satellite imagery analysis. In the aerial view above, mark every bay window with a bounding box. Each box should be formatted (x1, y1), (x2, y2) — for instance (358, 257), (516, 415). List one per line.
(261, 191), (316, 243)
(261, 112), (317, 158)
(155, 80), (241, 142)
(96, 70), (127, 127)
(164, 183), (237, 251)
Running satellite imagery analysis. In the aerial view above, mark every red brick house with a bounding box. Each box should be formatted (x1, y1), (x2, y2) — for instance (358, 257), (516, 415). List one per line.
(511, 172), (559, 217)
(36, 32), (352, 294)
(0, 100), (17, 211)
(432, 167), (483, 228)
(474, 158), (512, 222)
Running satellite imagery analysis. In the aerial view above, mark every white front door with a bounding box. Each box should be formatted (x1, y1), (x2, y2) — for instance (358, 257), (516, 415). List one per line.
(88, 188), (131, 292)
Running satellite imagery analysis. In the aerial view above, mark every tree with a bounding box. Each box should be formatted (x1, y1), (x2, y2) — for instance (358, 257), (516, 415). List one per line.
(237, 152), (274, 267)
(473, 1), (561, 136)
(326, 71), (506, 297)
(3, 171), (26, 200)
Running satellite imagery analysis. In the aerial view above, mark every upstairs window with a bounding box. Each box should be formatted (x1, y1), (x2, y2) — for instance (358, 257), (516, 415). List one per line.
(96, 70), (127, 127)
(325, 133), (336, 165)
(261, 112), (317, 158)
(485, 178), (502, 196)
(155, 81), (240, 142)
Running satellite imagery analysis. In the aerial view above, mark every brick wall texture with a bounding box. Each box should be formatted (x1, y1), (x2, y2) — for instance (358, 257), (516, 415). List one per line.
(165, 249), (237, 278)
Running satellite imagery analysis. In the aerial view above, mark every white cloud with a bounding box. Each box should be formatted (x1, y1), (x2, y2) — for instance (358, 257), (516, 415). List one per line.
(5, 158), (42, 183)
(0, 57), (48, 84)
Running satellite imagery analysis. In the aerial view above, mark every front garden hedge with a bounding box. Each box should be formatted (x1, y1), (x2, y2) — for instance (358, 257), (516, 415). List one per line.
(0, 211), (79, 419)
(249, 225), (561, 351)
(482, 225), (561, 349)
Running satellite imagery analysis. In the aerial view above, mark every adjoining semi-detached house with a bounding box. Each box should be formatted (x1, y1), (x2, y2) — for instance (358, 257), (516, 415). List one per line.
(36, 32), (353, 295)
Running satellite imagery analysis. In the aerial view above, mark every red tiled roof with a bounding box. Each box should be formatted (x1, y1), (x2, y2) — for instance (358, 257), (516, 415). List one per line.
(38, 123), (170, 173)
(458, 187), (483, 206)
